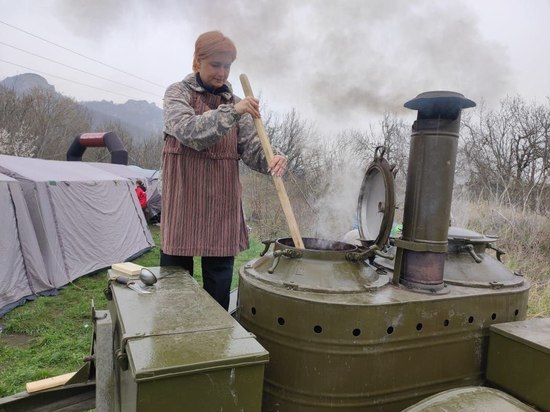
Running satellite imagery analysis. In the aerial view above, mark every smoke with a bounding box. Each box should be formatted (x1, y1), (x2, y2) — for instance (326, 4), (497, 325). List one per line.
(54, 0), (510, 130)
(53, 0), (129, 39)
(50, 0), (512, 243)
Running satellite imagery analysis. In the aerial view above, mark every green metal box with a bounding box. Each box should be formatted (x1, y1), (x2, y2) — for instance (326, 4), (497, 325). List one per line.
(109, 267), (268, 411)
(487, 318), (550, 411)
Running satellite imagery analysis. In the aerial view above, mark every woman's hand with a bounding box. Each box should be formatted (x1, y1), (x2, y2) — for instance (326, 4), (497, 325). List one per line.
(269, 155), (288, 177)
(235, 97), (260, 118)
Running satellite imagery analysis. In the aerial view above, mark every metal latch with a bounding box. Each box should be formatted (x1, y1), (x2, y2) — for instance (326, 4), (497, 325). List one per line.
(460, 244), (483, 263)
(268, 249), (303, 274)
(346, 244), (394, 262)
(260, 240), (276, 256)
(487, 244), (506, 262)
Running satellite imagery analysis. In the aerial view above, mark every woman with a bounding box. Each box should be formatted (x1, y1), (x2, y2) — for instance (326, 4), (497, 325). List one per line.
(160, 31), (287, 310)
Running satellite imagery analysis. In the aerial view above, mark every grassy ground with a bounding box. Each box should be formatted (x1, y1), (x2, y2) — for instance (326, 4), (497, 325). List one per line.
(0, 225), (264, 397)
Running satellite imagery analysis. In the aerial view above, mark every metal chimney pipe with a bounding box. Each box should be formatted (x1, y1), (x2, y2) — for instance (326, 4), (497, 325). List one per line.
(394, 91), (475, 291)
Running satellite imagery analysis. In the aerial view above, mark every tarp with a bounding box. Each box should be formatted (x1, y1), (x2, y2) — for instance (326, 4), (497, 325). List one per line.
(0, 173), (55, 316)
(0, 155), (154, 291)
(90, 163), (161, 219)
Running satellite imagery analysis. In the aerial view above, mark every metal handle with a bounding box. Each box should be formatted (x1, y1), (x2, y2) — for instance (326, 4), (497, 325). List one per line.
(374, 145), (386, 160)
(487, 244), (506, 262)
(268, 249), (303, 274)
(346, 245), (394, 262)
(260, 240), (276, 256)
(463, 244), (483, 263)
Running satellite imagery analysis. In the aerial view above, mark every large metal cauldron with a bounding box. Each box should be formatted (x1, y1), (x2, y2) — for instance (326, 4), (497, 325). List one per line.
(238, 237), (529, 411)
(237, 91), (530, 411)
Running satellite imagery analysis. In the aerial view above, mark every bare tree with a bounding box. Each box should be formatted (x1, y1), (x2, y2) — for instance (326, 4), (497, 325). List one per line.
(0, 86), (39, 157)
(342, 112), (410, 173)
(0, 85), (91, 160)
(0, 128), (37, 157)
(241, 107), (316, 238)
(131, 133), (164, 169)
(264, 108), (312, 174)
(462, 96), (549, 213)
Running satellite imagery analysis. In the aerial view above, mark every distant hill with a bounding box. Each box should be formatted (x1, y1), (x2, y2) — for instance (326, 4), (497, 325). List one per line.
(0, 73), (163, 142)
(82, 100), (163, 142)
(0, 73), (55, 94)
(1, 73), (56, 95)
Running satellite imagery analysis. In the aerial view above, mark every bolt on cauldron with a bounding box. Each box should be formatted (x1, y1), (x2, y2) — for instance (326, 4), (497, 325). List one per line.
(237, 92), (530, 411)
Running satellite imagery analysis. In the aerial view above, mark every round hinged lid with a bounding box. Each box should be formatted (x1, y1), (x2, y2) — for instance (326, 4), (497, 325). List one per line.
(356, 147), (395, 251)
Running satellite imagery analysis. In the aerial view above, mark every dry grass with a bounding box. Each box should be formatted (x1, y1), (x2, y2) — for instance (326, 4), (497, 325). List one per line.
(452, 197), (550, 318)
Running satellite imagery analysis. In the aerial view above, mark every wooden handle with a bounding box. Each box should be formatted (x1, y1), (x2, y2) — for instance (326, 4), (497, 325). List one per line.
(239, 74), (305, 249)
(26, 372), (76, 393)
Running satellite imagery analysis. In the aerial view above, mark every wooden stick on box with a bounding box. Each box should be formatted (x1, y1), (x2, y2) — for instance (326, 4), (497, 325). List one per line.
(26, 372), (76, 393)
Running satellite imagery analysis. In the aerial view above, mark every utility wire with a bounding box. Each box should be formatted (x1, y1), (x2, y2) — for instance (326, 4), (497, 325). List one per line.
(0, 19), (165, 89)
(0, 41), (163, 99)
(0, 58), (145, 101)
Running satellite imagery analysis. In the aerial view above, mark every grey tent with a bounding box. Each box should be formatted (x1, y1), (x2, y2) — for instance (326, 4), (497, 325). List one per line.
(0, 172), (55, 316)
(90, 162), (161, 221)
(0, 155), (154, 290)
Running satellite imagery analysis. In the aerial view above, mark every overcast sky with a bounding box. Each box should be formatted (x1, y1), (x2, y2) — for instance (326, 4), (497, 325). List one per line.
(1, 0), (549, 133)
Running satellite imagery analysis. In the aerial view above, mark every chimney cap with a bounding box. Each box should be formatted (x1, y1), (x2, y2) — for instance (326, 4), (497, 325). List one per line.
(404, 91), (476, 118)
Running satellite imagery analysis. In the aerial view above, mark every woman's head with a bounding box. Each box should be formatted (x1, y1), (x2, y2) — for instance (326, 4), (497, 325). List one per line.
(193, 31), (237, 90)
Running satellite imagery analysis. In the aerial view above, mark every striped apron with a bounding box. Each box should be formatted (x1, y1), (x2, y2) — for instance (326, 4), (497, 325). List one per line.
(161, 92), (249, 256)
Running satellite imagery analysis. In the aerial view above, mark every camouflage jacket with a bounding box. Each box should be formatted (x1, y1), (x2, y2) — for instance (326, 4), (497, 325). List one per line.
(163, 73), (275, 174)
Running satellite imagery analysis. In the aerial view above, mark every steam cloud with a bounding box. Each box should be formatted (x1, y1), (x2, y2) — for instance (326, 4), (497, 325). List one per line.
(55, 0), (509, 129)
(313, 158), (365, 240)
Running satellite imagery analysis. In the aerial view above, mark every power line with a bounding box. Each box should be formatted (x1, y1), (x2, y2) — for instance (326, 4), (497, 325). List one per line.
(0, 19), (166, 89)
(0, 58), (148, 101)
(0, 41), (163, 99)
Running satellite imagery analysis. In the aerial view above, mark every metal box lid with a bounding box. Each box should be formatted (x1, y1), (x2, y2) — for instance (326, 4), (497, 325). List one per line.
(110, 267), (269, 381)
(489, 318), (550, 355)
(403, 386), (537, 411)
